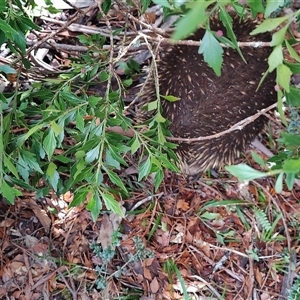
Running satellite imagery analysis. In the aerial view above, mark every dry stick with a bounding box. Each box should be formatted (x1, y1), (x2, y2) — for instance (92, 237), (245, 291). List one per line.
(129, 193), (163, 211)
(27, 40), (91, 52)
(61, 0), (85, 12)
(57, 269), (78, 300)
(168, 102), (278, 143)
(39, 16), (119, 38)
(114, 3), (273, 48)
(189, 275), (222, 300)
(143, 33), (272, 48)
(11, 3), (99, 66)
(97, 2), (115, 96)
(114, 0), (169, 37)
(188, 245), (244, 282)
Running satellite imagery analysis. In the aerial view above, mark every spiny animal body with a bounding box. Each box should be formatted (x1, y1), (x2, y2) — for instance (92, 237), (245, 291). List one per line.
(142, 16), (276, 175)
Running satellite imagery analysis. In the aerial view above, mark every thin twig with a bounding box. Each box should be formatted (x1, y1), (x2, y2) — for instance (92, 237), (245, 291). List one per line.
(168, 102), (278, 143)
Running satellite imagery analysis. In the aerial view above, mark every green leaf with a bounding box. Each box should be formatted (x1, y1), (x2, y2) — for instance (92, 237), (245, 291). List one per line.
(154, 113), (166, 123)
(76, 109), (84, 132)
(4, 155), (19, 178)
(0, 65), (17, 74)
(199, 30), (223, 76)
(225, 164), (267, 181)
(100, 192), (124, 216)
(99, 70), (109, 82)
(265, 0), (285, 18)
(152, 0), (171, 8)
(46, 162), (59, 191)
(88, 96), (101, 107)
(251, 151), (266, 167)
(9, 176), (36, 191)
(280, 132), (300, 146)
(270, 24), (288, 46)
(277, 89), (287, 126)
(172, 0), (213, 40)
(96, 170), (103, 186)
(70, 188), (89, 207)
(43, 129), (57, 160)
(1, 180), (22, 204)
(23, 124), (44, 141)
(251, 16), (289, 35)
(141, 0), (151, 13)
(131, 136), (140, 155)
(151, 156), (162, 169)
(200, 211), (220, 220)
(200, 199), (250, 212)
(285, 173), (295, 191)
(19, 16), (41, 30)
(282, 159), (300, 173)
(73, 159), (87, 180)
(105, 168), (127, 192)
(154, 169), (164, 191)
(19, 151), (43, 174)
(51, 121), (63, 136)
(0, 0), (6, 12)
(86, 191), (102, 222)
(60, 91), (84, 104)
(85, 144), (100, 163)
(122, 78), (133, 87)
(285, 40), (300, 63)
(106, 149), (121, 169)
(159, 153), (179, 172)
(275, 172), (283, 193)
(101, 0), (111, 14)
(219, 7), (244, 61)
(146, 100), (158, 111)
(75, 150), (86, 159)
(286, 86), (300, 107)
(277, 64), (292, 92)
(138, 157), (151, 181)
(107, 145), (127, 166)
(247, 0), (265, 16)
(161, 95), (180, 102)
(284, 61), (300, 74)
(0, 19), (18, 37)
(12, 30), (26, 54)
(16, 161), (29, 182)
(216, 233), (225, 245)
(268, 45), (283, 72)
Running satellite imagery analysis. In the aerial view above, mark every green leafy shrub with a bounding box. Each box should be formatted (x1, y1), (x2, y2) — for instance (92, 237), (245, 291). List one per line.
(1, 0), (300, 219)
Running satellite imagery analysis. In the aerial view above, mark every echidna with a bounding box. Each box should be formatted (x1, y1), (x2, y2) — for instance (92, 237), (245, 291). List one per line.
(141, 15), (276, 176)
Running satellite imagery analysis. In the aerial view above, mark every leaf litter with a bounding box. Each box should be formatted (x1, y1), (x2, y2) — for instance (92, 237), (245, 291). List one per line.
(1, 1), (300, 299)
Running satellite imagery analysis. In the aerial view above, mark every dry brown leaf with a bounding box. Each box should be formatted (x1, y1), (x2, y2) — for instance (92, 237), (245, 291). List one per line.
(0, 218), (15, 227)
(176, 199), (190, 211)
(150, 277), (159, 293)
(26, 198), (51, 233)
(255, 267), (263, 287)
(261, 291), (271, 300)
(143, 267), (152, 281)
(97, 214), (114, 249)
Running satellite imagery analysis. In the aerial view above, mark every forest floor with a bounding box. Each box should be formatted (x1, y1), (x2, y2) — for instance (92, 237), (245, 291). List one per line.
(0, 1), (300, 300)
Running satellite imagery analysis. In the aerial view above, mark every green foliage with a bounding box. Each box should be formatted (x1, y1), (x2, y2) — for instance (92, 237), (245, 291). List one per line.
(0, 0), (40, 59)
(91, 234), (154, 291)
(1, 0), (300, 217)
(163, 259), (189, 300)
(254, 208), (285, 243)
(289, 273), (300, 300)
(0, 23), (178, 216)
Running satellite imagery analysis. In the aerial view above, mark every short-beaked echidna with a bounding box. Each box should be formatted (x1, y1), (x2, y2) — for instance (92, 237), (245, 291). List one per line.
(141, 16), (276, 175)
